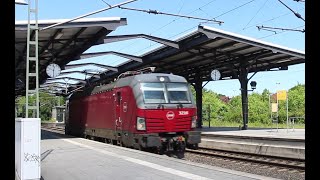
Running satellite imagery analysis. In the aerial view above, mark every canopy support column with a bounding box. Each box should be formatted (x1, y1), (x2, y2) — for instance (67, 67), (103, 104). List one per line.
(195, 73), (203, 128)
(239, 60), (249, 130)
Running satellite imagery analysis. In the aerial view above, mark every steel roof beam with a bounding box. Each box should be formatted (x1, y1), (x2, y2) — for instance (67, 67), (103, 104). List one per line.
(94, 34), (209, 84)
(16, 17), (127, 30)
(177, 51), (283, 78)
(156, 41), (240, 71)
(41, 82), (81, 88)
(64, 63), (118, 72)
(100, 34), (180, 49)
(15, 38), (90, 44)
(60, 70), (100, 78)
(45, 77), (87, 83)
(77, 51), (142, 62)
(39, 28), (110, 88)
(161, 47), (274, 74)
(39, 27), (87, 74)
(39, 29), (63, 55)
(159, 50), (226, 72)
(15, 18), (127, 96)
(39, 85), (66, 89)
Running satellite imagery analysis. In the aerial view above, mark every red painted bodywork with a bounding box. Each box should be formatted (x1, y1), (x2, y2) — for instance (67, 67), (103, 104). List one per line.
(137, 108), (196, 133)
(68, 86), (196, 134)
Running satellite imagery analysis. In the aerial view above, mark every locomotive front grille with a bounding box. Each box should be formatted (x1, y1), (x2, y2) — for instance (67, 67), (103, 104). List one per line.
(146, 117), (191, 133)
(146, 118), (166, 132)
(174, 117), (191, 131)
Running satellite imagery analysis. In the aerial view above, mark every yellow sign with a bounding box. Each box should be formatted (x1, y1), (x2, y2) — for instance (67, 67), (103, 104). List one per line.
(277, 90), (287, 100)
(271, 103), (278, 112)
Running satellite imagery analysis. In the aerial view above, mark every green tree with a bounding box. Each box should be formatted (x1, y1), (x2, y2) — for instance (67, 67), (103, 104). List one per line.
(223, 95), (242, 123)
(186, 83), (304, 126)
(248, 92), (270, 124)
(15, 92), (65, 121)
(278, 83), (305, 123)
(202, 88), (229, 122)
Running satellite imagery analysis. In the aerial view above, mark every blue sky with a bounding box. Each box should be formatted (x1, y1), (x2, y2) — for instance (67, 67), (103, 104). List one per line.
(15, 0), (305, 97)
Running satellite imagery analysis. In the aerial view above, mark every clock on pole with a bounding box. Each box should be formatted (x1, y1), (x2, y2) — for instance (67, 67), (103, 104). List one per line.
(210, 69), (221, 81)
(46, 63), (61, 78)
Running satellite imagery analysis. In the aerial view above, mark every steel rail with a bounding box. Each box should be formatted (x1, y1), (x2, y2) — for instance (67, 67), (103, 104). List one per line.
(185, 147), (305, 170)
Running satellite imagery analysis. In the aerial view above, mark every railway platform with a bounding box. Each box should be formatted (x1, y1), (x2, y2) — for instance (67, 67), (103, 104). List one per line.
(39, 129), (278, 180)
(197, 127), (305, 160)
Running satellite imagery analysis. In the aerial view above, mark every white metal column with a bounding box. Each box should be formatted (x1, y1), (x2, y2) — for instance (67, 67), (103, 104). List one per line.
(25, 0), (39, 118)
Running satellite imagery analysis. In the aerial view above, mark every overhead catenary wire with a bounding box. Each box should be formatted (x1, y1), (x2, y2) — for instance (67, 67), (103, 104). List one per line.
(41, 0), (138, 31)
(125, 0), (262, 56)
(242, 7), (304, 31)
(253, 0), (305, 34)
(257, 25), (305, 33)
(258, 25), (305, 39)
(99, 0), (222, 65)
(118, 6), (224, 25)
(214, 0), (256, 19)
(148, 0), (187, 35)
(101, 0), (112, 7)
(277, 0), (305, 21)
(133, 0), (258, 54)
(242, 0), (269, 30)
(101, 0), (302, 66)
(114, 0), (187, 52)
(98, 0), (219, 65)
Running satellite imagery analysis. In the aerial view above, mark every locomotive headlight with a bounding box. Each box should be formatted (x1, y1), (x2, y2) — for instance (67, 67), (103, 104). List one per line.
(137, 117), (146, 131)
(191, 116), (197, 128)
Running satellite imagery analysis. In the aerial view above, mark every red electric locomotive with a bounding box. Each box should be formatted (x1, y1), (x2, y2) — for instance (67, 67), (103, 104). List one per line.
(65, 68), (201, 158)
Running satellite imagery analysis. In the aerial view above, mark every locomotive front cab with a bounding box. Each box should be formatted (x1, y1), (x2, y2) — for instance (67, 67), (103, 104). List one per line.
(132, 74), (201, 156)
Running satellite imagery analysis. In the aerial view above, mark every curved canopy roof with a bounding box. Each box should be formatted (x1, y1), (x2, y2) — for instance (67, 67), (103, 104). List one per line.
(15, 17), (127, 96)
(15, 19), (304, 96)
(93, 25), (304, 85)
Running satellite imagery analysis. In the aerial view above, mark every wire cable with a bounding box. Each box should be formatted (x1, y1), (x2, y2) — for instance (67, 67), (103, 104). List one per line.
(258, 25), (304, 39)
(242, 0), (269, 30)
(214, 0), (256, 19)
(257, 25), (305, 33)
(242, 7), (304, 31)
(277, 0), (305, 21)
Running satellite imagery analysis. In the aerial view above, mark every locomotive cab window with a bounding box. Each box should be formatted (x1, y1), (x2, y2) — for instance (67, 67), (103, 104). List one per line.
(141, 83), (166, 104)
(141, 82), (192, 104)
(167, 83), (191, 103)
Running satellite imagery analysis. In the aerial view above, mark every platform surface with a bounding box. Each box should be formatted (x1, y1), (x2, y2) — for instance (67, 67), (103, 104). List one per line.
(198, 127), (305, 140)
(40, 130), (279, 180)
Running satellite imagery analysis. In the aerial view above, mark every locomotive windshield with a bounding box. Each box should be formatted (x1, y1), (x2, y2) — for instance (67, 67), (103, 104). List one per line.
(141, 82), (192, 104)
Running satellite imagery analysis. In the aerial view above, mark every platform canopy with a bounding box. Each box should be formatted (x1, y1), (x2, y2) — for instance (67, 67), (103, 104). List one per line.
(15, 17), (127, 96)
(91, 25), (305, 86)
(16, 21), (305, 96)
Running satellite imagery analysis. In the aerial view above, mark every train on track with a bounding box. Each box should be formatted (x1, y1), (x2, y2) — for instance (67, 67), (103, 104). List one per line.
(65, 68), (201, 158)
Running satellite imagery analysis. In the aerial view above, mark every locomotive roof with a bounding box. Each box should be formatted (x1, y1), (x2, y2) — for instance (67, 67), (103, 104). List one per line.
(129, 73), (188, 83)
(69, 73), (188, 100)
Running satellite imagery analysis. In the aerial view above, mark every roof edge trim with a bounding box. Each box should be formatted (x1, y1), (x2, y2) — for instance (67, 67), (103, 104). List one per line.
(198, 25), (305, 59)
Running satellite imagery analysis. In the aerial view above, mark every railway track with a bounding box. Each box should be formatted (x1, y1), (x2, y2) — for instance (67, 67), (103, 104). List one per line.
(185, 147), (305, 171)
(41, 125), (65, 133)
